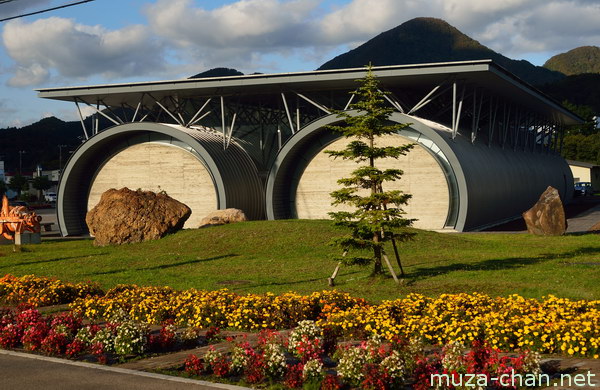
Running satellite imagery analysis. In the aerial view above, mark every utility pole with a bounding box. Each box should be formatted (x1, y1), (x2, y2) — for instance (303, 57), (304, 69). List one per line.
(58, 144), (67, 171)
(18, 150), (26, 174)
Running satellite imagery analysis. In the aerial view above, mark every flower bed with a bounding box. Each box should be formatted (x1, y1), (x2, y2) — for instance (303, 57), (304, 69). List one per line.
(320, 293), (600, 358)
(1, 274), (599, 359)
(0, 305), (219, 364)
(0, 274), (103, 307)
(181, 320), (541, 390)
(70, 286), (600, 358)
(70, 285), (366, 329)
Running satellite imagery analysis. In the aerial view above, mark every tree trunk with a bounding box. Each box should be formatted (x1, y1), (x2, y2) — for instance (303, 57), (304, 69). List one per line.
(372, 231), (383, 274)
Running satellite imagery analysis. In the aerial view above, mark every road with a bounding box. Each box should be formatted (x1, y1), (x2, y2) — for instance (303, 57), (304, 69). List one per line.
(0, 349), (246, 390)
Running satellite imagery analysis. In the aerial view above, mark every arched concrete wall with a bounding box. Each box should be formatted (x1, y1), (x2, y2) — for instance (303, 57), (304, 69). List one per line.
(294, 133), (451, 230)
(57, 122), (264, 236)
(87, 142), (218, 229)
(266, 112), (573, 231)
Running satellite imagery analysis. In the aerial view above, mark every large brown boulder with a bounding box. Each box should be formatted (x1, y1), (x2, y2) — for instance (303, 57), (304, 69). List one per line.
(86, 188), (191, 246)
(199, 208), (247, 228)
(522, 186), (567, 236)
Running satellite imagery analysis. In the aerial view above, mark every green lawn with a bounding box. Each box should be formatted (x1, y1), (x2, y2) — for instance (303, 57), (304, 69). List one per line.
(1, 220), (599, 302)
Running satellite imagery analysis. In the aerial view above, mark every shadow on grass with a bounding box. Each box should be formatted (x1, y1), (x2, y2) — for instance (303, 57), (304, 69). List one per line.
(86, 254), (238, 276)
(10, 254), (108, 267)
(42, 237), (92, 242)
(240, 270), (362, 290)
(404, 246), (600, 282)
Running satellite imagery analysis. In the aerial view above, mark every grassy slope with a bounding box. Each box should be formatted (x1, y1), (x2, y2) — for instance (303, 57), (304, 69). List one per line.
(0, 220), (599, 302)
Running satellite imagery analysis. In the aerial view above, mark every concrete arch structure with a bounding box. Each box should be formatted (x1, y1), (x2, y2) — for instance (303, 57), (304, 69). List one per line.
(57, 122), (264, 236)
(40, 60), (581, 235)
(266, 112), (573, 231)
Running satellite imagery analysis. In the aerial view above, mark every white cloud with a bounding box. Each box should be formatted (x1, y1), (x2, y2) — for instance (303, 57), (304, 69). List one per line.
(146, 0), (319, 48)
(142, 0), (600, 72)
(144, 0), (326, 70)
(0, 0), (51, 20)
(2, 17), (167, 86)
(3, 0), (600, 88)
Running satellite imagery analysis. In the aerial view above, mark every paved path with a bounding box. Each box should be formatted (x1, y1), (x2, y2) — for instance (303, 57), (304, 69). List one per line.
(0, 349), (247, 390)
(566, 202), (600, 233)
(540, 356), (600, 389)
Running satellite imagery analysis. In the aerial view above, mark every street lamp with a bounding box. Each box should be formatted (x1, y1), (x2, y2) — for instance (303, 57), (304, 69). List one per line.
(58, 144), (67, 171)
(18, 150), (26, 174)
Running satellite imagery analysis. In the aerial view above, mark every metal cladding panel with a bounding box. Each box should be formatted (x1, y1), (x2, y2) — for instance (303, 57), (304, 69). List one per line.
(438, 133), (574, 231)
(175, 126), (265, 220)
(266, 112), (573, 232)
(57, 123), (264, 236)
(266, 112), (457, 223)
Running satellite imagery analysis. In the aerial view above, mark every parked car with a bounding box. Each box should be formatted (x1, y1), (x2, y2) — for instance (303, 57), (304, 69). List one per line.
(574, 182), (594, 197)
(44, 192), (57, 202)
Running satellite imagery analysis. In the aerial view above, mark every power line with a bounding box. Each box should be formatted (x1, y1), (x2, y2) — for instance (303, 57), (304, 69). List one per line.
(0, 0), (96, 23)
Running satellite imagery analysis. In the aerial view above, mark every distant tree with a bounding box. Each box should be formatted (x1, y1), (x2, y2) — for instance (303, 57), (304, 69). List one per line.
(0, 180), (6, 198)
(562, 101), (597, 136)
(32, 175), (52, 201)
(8, 174), (28, 197)
(325, 65), (415, 280)
(560, 101), (600, 164)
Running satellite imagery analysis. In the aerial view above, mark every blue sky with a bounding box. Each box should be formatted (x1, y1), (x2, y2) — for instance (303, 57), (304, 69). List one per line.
(0, 0), (599, 128)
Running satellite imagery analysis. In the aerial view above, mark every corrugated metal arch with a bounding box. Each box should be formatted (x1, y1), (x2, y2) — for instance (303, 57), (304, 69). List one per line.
(265, 112), (463, 228)
(265, 111), (573, 231)
(57, 122), (264, 236)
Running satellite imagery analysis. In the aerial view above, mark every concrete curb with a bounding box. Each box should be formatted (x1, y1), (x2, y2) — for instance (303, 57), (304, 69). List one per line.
(0, 349), (249, 390)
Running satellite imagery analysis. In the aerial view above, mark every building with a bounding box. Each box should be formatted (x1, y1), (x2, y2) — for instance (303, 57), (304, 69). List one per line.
(568, 160), (600, 192)
(37, 60), (582, 236)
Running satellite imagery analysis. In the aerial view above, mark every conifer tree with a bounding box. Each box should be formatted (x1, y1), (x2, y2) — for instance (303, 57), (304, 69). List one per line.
(326, 65), (415, 278)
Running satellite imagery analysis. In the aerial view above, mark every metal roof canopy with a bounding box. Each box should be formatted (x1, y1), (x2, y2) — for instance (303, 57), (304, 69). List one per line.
(37, 60), (582, 126)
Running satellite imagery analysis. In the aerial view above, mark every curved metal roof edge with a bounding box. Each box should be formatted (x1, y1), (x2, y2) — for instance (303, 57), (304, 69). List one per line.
(486, 62), (583, 124)
(37, 60), (495, 94)
(36, 59), (583, 125)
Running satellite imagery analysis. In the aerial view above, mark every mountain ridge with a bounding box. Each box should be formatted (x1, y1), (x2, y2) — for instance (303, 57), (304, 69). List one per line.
(319, 17), (564, 86)
(544, 46), (600, 76)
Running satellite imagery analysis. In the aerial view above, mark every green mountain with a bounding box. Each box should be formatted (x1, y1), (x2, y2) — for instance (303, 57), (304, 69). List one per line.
(0, 116), (105, 174)
(540, 73), (600, 113)
(189, 67), (244, 78)
(543, 46), (600, 76)
(319, 17), (564, 86)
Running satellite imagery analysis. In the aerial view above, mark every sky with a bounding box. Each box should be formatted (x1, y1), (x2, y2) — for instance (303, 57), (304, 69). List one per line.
(0, 0), (599, 128)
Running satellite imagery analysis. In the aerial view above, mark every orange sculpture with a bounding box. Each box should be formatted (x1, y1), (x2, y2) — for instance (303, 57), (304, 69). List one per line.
(0, 195), (42, 241)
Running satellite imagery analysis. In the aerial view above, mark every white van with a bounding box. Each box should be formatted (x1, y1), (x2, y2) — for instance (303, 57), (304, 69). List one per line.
(44, 192), (57, 202)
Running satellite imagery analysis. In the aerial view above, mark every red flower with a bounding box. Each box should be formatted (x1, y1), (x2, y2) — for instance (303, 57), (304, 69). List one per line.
(362, 363), (391, 390)
(285, 363), (304, 388)
(321, 374), (342, 390)
(244, 351), (266, 384)
(184, 354), (204, 376)
(65, 339), (86, 358)
(212, 356), (230, 377)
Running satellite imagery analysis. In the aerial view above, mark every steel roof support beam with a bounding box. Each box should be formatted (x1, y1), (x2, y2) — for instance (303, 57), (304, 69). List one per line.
(132, 100), (142, 122)
(294, 92), (331, 115)
(80, 99), (120, 127)
(187, 98), (212, 127)
(488, 96), (498, 147)
(99, 100), (125, 125)
(381, 90), (404, 113)
(168, 95), (186, 125)
(74, 99), (89, 140)
(281, 92), (295, 134)
(409, 83), (443, 115)
(471, 88), (484, 143)
(226, 112), (237, 149)
(451, 82), (465, 139)
(343, 93), (355, 111)
(154, 99), (183, 127)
